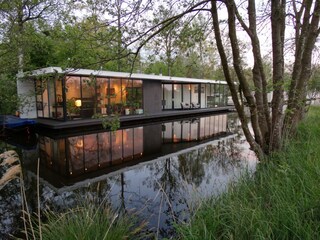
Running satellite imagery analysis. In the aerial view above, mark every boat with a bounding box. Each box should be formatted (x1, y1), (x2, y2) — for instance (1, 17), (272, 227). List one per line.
(0, 115), (36, 134)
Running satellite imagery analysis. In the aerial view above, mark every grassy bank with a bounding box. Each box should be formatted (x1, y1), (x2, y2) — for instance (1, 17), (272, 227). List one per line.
(177, 106), (320, 239)
(27, 201), (145, 240)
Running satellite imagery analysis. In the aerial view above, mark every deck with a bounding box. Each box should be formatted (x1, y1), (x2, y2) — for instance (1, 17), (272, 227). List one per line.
(35, 106), (235, 133)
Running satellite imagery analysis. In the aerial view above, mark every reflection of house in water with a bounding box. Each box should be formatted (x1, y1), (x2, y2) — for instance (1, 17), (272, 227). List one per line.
(35, 113), (229, 188)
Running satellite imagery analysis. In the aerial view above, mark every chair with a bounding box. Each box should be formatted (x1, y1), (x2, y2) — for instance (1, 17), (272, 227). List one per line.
(180, 102), (190, 109)
(191, 102), (200, 108)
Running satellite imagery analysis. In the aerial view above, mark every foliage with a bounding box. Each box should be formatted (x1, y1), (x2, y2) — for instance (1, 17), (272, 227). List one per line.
(66, 98), (80, 115)
(177, 106), (320, 239)
(308, 65), (320, 97)
(92, 114), (120, 132)
(0, 74), (19, 115)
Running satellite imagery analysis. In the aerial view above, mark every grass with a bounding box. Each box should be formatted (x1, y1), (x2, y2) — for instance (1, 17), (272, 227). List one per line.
(0, 151), (142, 240)
(27, 201), (145, 240)
(177, 106), (320, 239)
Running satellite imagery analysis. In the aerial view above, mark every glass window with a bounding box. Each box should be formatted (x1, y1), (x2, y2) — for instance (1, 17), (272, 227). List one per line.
(163, 84), (172, 109)
(182, 84), (191, 107)
(206, 83), (211, 108)
(190, 84), (199, 107)
(200, 84), (206, 108)
(96, 77), (108, 115)
(52, 77), (64, 119)
(35, 78), (44, 117)
(123, 79), (132, 114)
(109, 78), (122, 114)
(214, 84), (221, 106)
(132, 80), (143, 114)
(66, 76), (81, 119)
(173, 84), (182, 109)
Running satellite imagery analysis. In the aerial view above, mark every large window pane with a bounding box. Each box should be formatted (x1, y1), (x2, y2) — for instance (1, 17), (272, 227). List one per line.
(173, 84), (182, 109)
(97, 77), (108, 115)
(190, 84), (199, 107)
(163, 84), (172, 109)
(182, 84), (191, 107)
(206, 83), (211, 108)
(200, 84), (206, 108)
(81, 77), (96, 118)
(132, 80), (143, 114)
(52, 77), (64, 119)
(109, 78), (122, 114)
(66, 76), (81, 119)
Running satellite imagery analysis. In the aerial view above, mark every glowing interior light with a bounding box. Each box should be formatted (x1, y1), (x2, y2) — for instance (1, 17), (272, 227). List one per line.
(76, 139), (83, 148)
(75, 99), (82, 107)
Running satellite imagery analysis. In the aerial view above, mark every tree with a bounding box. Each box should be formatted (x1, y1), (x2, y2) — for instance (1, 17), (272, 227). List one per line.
(216, 0), (319, 159)
(129, 0), (320, 160)
(0, 0), (67, 73)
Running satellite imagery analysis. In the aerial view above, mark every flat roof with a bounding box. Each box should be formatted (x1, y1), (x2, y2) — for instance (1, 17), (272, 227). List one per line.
(22, 66), (228, 85)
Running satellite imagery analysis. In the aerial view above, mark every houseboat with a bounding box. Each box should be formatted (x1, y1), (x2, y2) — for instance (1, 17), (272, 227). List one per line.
(17, 67), (232, 129)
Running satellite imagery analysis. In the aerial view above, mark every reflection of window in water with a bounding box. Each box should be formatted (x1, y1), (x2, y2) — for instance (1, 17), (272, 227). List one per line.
(162, 114), (228, 143)
(39, 126), (144, 177)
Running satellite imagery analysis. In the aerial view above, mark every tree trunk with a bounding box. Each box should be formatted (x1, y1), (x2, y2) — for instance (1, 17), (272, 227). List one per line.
(284, 1), (320, 135)
(210, 0), (264, 160)
(270, 0), (286, 151)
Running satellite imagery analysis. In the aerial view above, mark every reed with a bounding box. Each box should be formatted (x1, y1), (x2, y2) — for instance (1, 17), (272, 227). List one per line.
(177, 106), (320, 239)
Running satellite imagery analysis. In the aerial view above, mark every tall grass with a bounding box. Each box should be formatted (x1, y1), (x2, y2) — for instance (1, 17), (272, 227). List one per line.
(0, 151), (143, 240)
(177, 106), (320, 239)
(31, 203), (144, 240)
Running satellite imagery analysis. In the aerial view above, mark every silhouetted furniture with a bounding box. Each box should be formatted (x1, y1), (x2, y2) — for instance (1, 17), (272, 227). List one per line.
(181, 102), (190, 109)
(80, 98), (94, 118)
(191, 102), (200, 108)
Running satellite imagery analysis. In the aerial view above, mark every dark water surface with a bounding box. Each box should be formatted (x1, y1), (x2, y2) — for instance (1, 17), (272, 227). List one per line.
(0, 113), (257, 239)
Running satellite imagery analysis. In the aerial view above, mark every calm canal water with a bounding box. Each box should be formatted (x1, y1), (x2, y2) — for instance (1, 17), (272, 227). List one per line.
(0, 113), (257, 239)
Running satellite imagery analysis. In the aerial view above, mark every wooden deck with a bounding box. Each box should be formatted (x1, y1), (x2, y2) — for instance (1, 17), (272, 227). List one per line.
(35, 106), (235, 132)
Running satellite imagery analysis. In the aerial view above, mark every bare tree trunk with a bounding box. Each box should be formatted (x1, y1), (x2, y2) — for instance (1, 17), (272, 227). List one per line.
(17, 2), (24, 74)
(284, 0), (320, 135)
(116, 0), (122, 71)
(210, 0), (264, 160)
(236, 0), (271, 152)
(270, 0), (286, 151)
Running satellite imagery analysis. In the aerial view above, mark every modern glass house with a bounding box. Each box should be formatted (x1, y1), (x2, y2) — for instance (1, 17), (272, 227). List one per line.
(17, 67), (230, 122)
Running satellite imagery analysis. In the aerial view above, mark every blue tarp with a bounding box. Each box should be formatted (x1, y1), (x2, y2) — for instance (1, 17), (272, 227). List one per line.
(0, 115), (36, 129)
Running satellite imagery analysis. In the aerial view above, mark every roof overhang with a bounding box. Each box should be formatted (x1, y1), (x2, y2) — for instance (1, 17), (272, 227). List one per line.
(20, 67), (228, 85)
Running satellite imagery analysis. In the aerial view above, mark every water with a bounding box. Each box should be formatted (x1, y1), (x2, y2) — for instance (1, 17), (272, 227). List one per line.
(0, 113), (257, 239)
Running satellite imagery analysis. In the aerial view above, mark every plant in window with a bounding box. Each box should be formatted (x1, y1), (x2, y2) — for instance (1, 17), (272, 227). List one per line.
(66, 98), (80, 115)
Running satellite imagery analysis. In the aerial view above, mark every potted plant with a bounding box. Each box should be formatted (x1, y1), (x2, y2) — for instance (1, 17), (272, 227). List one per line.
(134, 102), (143, 114)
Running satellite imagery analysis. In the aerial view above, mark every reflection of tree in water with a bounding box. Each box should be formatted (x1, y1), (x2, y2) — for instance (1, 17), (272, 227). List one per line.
(178, 150), (205, 187)
(140, 158), (188, 238)
(177, 136), (245, 186)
